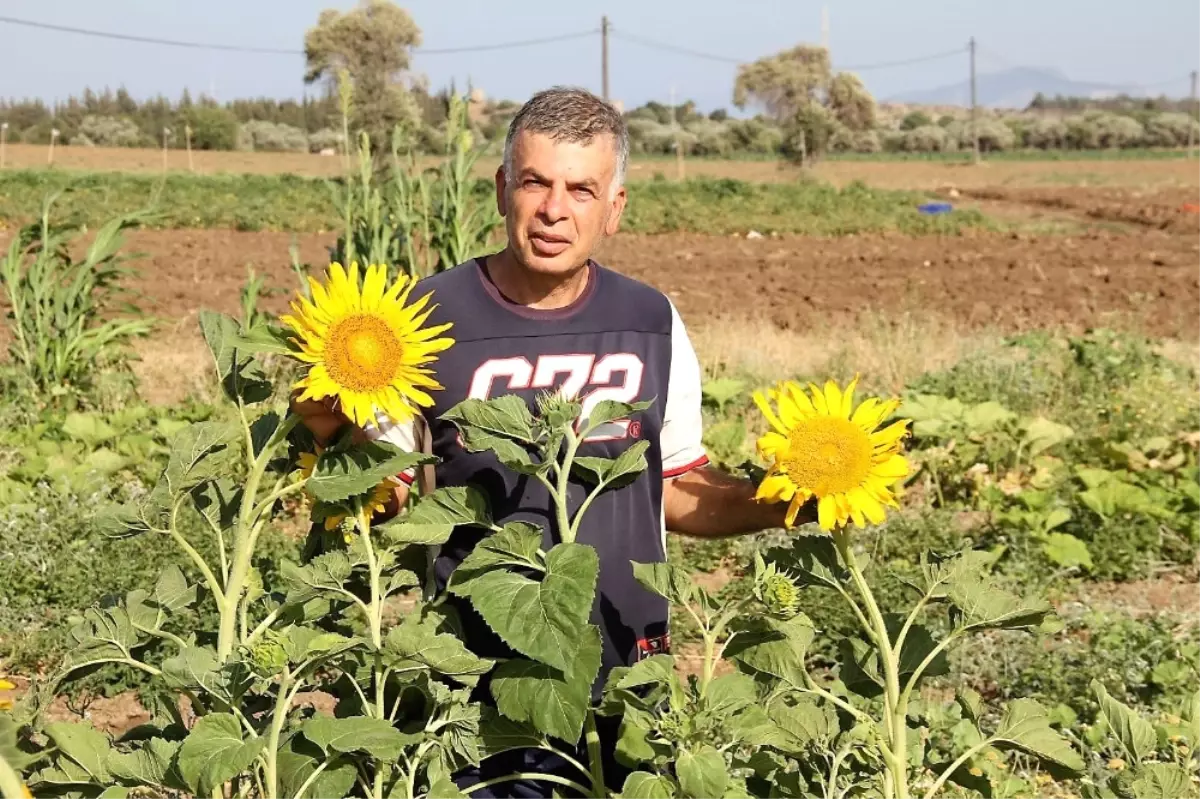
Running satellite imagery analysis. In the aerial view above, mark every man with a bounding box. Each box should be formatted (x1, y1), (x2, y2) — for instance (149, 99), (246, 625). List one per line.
(294, 86), (814, 794)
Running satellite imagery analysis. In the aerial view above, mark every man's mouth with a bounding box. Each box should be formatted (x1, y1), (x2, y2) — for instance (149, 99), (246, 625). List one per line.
(529, 232), (571, 256)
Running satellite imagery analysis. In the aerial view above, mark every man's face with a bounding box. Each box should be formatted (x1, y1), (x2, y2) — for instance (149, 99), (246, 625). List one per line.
(496, 130), (627, 276)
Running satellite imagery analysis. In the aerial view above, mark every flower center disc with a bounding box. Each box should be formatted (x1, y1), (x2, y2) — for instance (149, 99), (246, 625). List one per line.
(326, 315), (403, 392)
(781, 417), (873, 497)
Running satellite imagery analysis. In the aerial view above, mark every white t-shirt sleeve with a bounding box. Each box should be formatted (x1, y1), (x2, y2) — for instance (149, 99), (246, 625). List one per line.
(661, 300), (709, 478)
(363, 414), (424, 485)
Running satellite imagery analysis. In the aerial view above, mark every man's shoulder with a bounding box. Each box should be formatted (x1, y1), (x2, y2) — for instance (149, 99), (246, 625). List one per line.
(414, 259), (478, 295)
(592, 261), (673, 333)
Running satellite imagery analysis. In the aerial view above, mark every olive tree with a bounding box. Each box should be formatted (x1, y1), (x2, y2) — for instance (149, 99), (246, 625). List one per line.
(304, 0), (423, 154)
(733, 44), (877, 164)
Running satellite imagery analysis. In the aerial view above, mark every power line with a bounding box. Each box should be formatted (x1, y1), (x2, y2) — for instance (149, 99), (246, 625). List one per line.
(610, 30), (740, 64)
(420, 29), (597, 55)
(612, 29), (964, 72)
(0, 14), (302, 54)
(840, 48), (965, 72)
(0, 14), (597, 56)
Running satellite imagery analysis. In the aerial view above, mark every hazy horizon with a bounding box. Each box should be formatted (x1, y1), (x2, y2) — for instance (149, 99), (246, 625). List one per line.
(1, 0), (1196, 111)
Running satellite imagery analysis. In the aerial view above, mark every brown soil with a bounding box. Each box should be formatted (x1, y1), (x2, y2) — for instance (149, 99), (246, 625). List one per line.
(89, 227), (1199, 343)
(1058, 573), (1200, 621)
(955, 186), (1200, 233)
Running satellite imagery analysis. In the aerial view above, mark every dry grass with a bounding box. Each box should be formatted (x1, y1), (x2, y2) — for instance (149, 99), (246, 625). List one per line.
(690, 310), (1005, 394)
(128, 326), (217, 406)
(1157, 337), (1200, 372)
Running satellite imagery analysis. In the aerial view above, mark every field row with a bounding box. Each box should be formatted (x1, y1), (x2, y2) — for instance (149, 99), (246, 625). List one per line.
(2, 142), (1198, 188)
(0, 169), (987, 236)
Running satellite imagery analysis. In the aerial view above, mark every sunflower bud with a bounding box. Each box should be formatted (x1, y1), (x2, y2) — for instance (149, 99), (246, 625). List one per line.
(339, 516), (357, 546)
(249, 634), (289, 677)
(754, 557), (801, 618)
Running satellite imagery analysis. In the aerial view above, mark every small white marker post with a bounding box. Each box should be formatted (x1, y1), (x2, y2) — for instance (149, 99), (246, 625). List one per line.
(48, 128), (60, 165)
(162, 127), (171, 172)
(185, 124), (194, 172)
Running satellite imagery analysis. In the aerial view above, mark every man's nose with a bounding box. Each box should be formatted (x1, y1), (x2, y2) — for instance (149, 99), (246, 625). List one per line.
(538, 183), (569, 223)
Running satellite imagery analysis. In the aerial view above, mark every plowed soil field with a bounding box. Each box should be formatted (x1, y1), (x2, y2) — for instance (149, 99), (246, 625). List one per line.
(98, 225), (1197, 337)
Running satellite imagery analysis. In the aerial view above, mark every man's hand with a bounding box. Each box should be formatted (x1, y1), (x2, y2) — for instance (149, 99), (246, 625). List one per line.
(663, 466), (815, 538)
(290, 394), (366, 446)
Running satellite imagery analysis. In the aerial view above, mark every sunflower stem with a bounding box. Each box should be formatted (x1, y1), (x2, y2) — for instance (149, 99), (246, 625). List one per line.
(358, 500), (389, 799)
(834, 529), (909, 799)
(218, 413), (300, 661)
(700, 631), (718, 699)
(554, 427), (583, 544)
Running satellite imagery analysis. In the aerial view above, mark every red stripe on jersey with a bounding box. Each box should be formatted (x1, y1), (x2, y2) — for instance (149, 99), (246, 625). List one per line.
(663, 454), (709, 478)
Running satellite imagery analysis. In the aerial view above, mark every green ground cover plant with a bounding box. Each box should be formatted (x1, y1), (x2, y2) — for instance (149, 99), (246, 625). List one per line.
(0, 170), (991, 237)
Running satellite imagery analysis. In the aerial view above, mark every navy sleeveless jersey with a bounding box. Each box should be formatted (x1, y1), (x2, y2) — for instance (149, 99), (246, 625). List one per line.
(369, 257), (709, 687)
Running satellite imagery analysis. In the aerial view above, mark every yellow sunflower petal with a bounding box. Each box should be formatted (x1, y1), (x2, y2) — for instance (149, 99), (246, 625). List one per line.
(785, 494), (806, 527)
(847, 494), (866, 528)
(817, 495), (839, 531)
(361, 264), (387, 312)
(871, 419), (911, 448)
(753, 390), (787, 435)
(851, 397), (883, 430)
(756, 472), (796, 503)
(757, 431), (789, 460)
(841, 375), (860, 418)
(775, 390), (805, 427)
(873, 454), (911, 480)
(807, 383), (829, 415)
(850, 486), (887, 524)
(783, 382), (816, 416)
(823, 380), (846, 420)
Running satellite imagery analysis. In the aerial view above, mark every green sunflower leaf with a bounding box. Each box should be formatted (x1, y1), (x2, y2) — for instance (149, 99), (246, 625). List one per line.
(378, 485), (492, 546)
(490, 626), (602, 743)
(306, 439), (433, 504)
(454, 543), (598, 674)
(177, 713), (267, 795)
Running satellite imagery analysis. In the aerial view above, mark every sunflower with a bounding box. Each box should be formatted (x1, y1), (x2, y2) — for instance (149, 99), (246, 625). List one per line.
(281, 262), (455, 428)
(297, 449), (394, 539)
(753, 376), (910, 531)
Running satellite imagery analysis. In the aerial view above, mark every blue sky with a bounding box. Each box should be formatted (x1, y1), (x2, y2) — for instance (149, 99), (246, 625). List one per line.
(1, 0), (1196, 111)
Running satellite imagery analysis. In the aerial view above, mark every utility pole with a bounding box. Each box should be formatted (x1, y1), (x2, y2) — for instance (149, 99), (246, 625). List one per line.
(670, 84), (684, 180)
(601, 16), (610, 102)
(969, 37), (980, 164)
(1190, 69), (1198, 158)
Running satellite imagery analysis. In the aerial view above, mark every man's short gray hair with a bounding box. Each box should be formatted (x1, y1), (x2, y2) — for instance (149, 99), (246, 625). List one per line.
(502, 86), (629, 192)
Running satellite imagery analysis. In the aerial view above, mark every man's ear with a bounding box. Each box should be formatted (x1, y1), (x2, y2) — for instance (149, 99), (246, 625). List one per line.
(494, 165), (508, 217)
(604, 184), (627, 237)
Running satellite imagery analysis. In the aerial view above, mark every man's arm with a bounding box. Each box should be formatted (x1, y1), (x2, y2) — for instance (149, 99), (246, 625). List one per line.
(663, 466), (815, 538)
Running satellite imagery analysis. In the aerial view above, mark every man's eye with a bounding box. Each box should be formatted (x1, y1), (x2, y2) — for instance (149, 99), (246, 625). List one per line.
(573, 188), (595, 200)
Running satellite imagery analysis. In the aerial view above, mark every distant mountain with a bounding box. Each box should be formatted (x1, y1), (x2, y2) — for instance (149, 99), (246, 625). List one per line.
(891, 67), (1134, 109)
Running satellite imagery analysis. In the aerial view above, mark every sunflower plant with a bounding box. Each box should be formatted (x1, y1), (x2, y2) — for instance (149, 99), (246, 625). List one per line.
(723, 376), (1087, 798)
(0, 264), (492, 799)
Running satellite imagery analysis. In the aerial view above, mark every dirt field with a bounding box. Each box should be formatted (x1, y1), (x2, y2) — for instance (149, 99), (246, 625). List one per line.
(4, 142), (1198, 189)
(109, 226), (1198, 341)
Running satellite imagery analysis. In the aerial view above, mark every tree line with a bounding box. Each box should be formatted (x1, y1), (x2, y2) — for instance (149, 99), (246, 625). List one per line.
(0, 0), (1195, 160)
